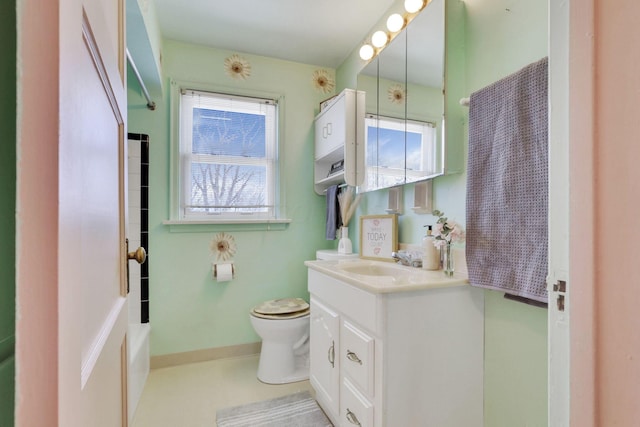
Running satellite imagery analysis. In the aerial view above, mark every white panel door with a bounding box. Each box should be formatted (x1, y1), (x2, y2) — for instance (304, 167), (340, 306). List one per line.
(58, 0), (129, 425)
(548, 0), (570, 424)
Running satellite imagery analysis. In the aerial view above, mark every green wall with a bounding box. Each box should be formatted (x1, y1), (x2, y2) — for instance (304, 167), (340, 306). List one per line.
(466, 1), (549, 426)
(128, 40), (335, 356)
(0, 0), (16, 425)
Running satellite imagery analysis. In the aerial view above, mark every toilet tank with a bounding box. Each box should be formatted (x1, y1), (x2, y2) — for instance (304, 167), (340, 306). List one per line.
(316, 249), (360, 261)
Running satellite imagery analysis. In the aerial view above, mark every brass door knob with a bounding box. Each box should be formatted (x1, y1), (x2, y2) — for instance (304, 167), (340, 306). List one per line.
(128, 246), (146, 264)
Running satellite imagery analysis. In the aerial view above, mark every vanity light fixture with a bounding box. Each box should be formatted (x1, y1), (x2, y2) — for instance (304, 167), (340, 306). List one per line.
(359, 43), (375, 60)
(404, 0), (425, 13)
(371, 30), (389, 48)
(386, 13), (405, 33)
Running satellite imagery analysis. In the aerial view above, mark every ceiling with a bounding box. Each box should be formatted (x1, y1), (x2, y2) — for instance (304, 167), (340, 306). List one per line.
(153, 0), (396, 68)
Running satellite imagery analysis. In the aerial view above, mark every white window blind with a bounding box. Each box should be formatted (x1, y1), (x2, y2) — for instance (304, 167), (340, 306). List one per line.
(179, 89), (279, 220)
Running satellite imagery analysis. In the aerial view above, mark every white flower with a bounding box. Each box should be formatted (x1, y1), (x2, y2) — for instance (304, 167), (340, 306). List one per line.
(312, 69), (335, 94)
(433, 238), (447, 249)
(224, 54), (251, 80)
(210, 232), (237, 261)
(387, 84), (406, 105)
(431, 210), (465, 246)
(433, 222), (445, 238)
(449, 222), (466, 243)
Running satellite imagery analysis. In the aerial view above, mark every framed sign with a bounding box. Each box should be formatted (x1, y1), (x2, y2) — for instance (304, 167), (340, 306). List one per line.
(359, 214), (398, 261)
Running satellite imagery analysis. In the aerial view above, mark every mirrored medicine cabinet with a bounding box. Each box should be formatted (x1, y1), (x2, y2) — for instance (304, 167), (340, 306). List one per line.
(357, 0), (445, 193)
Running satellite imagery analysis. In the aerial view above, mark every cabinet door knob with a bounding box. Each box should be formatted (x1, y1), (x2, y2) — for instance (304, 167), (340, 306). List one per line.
(346, 350), (362, 365)
(328, 340), (335, 367)
(346, 408), (362, 426)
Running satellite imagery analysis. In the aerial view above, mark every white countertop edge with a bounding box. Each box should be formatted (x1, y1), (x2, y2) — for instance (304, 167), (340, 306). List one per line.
(304, 259), (469, 294)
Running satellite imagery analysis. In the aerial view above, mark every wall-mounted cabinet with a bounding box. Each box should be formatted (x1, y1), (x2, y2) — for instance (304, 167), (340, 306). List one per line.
(314, 88), (365, 195)
(356, 0), (446, 193)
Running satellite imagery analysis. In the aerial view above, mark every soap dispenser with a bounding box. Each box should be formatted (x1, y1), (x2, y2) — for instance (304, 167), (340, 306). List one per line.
(422, 225), (440, 270)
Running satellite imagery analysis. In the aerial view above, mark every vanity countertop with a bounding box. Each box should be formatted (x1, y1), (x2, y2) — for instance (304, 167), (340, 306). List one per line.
(304, 258), (469, 294)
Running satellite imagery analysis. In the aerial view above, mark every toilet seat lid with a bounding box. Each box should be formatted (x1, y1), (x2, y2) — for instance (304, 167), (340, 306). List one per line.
(250, 307), (310, 320)
(252, 298), (309, 315)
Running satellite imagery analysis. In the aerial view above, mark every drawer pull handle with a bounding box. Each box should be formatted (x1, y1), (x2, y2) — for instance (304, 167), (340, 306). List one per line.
(346, 350), (362, 365)
(346, 408), (362, 426)
(328, 340), (335, 368)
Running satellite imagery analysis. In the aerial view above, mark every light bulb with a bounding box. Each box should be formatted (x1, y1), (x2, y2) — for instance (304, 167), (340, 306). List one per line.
(359, 44), (374, 61)
(386, 13), (405, 33)
(404, 0), (425, 13)
(371, 30), (388, 48)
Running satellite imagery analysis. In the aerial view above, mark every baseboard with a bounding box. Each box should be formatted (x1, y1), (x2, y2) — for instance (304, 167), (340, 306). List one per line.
(150, 342), (261, 369)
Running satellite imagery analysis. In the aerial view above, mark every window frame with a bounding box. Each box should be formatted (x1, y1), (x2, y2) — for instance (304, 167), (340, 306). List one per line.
(168, 80), (289, 225)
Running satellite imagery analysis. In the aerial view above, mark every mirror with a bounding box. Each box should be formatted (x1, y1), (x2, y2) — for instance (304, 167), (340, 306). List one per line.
(357, 0), (445, 192)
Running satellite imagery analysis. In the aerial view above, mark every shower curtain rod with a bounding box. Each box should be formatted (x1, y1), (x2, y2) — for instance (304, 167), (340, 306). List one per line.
(126, 49), (156, 111)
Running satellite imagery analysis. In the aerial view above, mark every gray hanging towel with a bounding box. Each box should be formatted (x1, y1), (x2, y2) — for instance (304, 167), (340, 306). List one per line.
(466, 57), (549, 303)
(325, 184), (341, 240)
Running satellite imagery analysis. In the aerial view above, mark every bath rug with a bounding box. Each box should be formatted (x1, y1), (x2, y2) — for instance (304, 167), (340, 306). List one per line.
(216, 391), (332, 427)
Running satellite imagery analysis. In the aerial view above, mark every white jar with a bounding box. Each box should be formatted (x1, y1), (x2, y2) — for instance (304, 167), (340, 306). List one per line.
(422, 226), (440, 270)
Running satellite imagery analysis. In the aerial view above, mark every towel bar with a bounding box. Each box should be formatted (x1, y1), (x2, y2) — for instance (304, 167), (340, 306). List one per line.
(323, 183), (349, 193)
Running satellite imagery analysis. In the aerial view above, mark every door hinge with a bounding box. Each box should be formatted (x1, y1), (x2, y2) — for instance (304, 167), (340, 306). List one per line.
(553, 280), (566, 293)
(553, 280), (567, 311)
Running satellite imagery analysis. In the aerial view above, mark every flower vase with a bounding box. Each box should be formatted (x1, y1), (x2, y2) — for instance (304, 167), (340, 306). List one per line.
(337, 226), (353, 254)
(443, 243), (454, 276)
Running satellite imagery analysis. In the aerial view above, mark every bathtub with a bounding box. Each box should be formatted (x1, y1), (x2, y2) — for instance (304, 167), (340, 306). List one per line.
(127, 135), (151, 423)
(127, 322), (150, 424)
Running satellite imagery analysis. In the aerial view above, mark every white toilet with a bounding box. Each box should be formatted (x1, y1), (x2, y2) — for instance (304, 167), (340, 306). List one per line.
(250, 297), (311, 384)
(250, 251), (359, 384)
(315, 249), (360, 261)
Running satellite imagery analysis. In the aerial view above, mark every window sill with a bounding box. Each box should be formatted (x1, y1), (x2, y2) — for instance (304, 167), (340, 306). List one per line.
(162, 218), (292, 232)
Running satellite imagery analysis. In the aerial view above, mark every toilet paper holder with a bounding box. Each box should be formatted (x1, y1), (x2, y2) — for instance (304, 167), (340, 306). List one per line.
(213, 263), (235, 279)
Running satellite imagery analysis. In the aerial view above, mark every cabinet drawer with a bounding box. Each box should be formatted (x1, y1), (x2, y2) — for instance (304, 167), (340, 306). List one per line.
(341, 320), (374, 396)
(341, 378), (374, 427)
(308, 269), (378, 333)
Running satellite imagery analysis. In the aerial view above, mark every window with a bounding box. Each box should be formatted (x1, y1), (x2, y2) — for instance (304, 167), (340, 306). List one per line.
(178, 89), (279, 221)
(363, 114), (437, 190)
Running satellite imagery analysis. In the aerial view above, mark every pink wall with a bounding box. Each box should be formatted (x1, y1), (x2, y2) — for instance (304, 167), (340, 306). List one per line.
(14, 0), (640, 425)
(571, 0), (640, 424)
(15, 0), (60, 425)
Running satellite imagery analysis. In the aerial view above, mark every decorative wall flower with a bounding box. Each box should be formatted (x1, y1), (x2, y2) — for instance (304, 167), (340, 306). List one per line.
(312, 69), (335, 94)
(387, 83), (406, 105)
(431, 210), (465, 248)
(224, 54), (251, 80)
(210, 232), (237, 261)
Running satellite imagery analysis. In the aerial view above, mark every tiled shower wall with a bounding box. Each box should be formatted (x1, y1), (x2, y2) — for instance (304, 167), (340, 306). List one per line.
(128, 133), (149, 323)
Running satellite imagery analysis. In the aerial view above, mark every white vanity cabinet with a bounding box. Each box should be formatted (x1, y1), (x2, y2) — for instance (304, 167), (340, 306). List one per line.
(313, 88), (365, 195)
(307, 267), (484, 427)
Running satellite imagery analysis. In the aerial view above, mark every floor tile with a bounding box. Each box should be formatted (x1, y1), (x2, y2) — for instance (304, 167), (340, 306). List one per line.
(132, 355), (312, 427)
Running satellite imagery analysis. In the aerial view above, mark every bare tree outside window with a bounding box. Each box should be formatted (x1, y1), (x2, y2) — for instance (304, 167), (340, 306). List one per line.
(190, 108), (268, 213)
(179, 90), (278, 220)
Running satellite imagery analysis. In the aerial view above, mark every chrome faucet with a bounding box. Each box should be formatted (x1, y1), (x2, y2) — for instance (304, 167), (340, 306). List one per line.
(391, 251), (422, 268)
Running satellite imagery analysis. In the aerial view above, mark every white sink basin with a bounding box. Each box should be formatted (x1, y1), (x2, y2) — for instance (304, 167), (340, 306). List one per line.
(305, 258), (468, 294)
(337, 262), (410, 277)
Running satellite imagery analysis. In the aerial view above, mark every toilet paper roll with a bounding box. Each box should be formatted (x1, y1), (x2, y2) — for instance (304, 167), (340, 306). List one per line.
(214, 262), (234, 282)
